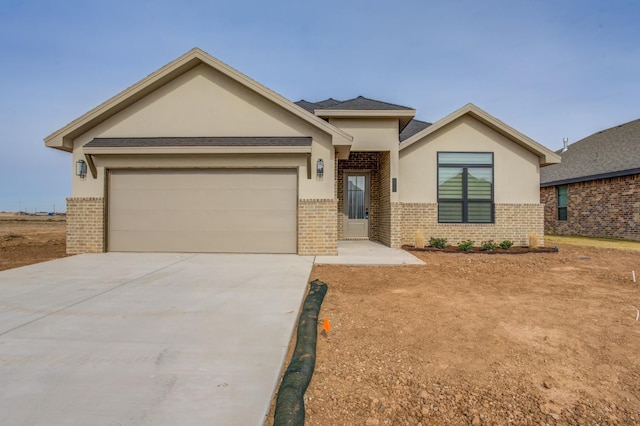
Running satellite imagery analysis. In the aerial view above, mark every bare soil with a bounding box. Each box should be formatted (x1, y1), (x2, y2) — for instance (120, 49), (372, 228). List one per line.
(269, 245), (640, 425)
(0, 217), (67, 271)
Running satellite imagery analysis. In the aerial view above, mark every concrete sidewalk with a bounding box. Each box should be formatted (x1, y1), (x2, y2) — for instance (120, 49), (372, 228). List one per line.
(0, 253), (314, 425)
(315, 240), (425, 265)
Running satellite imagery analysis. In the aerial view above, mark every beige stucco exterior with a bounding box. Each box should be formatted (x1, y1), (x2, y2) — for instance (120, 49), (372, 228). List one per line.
(45, 48), (560, 255)
(328, 118), (399, 151)
(328, 117), (401, 203)
(70, 64), (337, 200)
(399, 114), (541, 204)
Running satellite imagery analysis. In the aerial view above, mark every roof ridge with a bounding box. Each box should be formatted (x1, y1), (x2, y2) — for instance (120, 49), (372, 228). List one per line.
(318, 95), (414, 111)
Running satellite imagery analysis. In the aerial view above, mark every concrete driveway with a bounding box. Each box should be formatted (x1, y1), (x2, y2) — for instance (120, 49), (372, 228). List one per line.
(0, 253), (314, 425)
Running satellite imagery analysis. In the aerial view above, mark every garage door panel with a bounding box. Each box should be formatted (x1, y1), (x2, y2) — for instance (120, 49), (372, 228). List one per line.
(110, 209), (296, 232)
(110, 169), (296, 190)
(109, 230), (297, 253)
(110, 188), (295, 212)
(108, 169), (297, 253)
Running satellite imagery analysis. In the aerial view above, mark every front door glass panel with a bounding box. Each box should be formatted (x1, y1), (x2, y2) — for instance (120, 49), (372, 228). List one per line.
(347, 175), (366, 219)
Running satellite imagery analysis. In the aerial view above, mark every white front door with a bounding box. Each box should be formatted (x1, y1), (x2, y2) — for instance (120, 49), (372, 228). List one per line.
(343, 173), (369, 238)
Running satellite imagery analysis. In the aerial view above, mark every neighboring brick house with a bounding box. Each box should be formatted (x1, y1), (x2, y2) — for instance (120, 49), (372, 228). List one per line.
(45, 48), (560, 255)
(541, 118), (640, 240)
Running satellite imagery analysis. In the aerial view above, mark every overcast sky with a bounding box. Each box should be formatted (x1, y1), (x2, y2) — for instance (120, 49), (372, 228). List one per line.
(1, 0), (638, 212)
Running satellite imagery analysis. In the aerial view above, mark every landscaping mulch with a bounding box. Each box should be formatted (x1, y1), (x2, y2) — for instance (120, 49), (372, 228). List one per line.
(403, 245), (559, 254)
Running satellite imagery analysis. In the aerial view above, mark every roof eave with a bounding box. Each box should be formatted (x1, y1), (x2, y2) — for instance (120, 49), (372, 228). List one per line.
(541, 167), (640, 187)
(44, 139), (73, 152)
(315, 109), (416, 135)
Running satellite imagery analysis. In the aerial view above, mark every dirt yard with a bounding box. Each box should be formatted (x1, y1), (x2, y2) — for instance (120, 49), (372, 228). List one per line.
(297, 246), (640, 425)
(0, 216), (67, 271)
(1, 219), (639, 424)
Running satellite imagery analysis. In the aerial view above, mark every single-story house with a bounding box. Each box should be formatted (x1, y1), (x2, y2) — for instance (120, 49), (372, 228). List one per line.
(45, 48), (560, 255)
(541, 119), (640, 240)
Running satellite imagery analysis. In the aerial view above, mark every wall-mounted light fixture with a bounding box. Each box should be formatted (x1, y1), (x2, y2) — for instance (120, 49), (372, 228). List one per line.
(316, 158), (324, 178)
(76, 159), (87, 178)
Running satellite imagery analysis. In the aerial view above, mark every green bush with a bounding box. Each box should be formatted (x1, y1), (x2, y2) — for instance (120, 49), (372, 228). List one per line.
(499, 240), (514, 250)
(481, 240), (497, 251)
(429, 237), (448, 249)
(458, 240), (474, 252)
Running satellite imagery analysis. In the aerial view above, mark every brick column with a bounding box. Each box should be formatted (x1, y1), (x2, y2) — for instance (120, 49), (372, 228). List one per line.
(298, 199), (338, 255)
(66, 197), (105, 254)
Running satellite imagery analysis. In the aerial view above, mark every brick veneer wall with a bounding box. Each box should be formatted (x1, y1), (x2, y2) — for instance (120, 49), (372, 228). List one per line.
(390, 202), (403, 248)
(66, 197), (105, 254)
(298, 199), (338, 255)
(400, 203), (544, 247)
(541, 173), (640, 240)
(378, 151), (391, 246)
(337, 152), (380, 240)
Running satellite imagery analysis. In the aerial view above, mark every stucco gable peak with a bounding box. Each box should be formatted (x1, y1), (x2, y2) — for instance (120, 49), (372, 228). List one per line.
(399, 103), (560, 166)
(44, 47), (352, 151)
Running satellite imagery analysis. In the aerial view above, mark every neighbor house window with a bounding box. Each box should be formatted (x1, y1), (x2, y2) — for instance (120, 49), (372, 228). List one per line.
(437, 152), (494, 223)
(557, 185), (567, 221)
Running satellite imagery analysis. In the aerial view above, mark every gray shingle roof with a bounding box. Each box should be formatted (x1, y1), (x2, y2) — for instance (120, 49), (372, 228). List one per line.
(314, 98), (342, 109)
(294, 100), (319, 113)
(540, 118), (640, 186)
(85, 137), (312, 147)
(320, 96), (413, 111)
(295, 96), (414, 113)
(400, 119), (432, 142)
(295, 98), (343, 113)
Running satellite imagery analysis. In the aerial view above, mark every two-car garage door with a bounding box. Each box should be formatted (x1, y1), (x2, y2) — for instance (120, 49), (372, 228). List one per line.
(108, 169), (297, 253)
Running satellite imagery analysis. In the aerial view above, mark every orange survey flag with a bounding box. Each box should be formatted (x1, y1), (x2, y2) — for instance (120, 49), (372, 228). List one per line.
(322, 317), (331, 333)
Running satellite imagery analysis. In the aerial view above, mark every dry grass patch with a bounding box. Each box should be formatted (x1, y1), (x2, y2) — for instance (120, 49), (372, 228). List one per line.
(546, 234), (640, 251)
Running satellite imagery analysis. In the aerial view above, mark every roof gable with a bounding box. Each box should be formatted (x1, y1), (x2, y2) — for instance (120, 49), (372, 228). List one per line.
(44, 48), (352, 152)
(399, 103), (560, 166)
(540, 118), (640, 185)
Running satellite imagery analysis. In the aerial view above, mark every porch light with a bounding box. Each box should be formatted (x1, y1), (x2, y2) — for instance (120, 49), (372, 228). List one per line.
(76, 159), (87, 178)
(316, 158), (324, 178)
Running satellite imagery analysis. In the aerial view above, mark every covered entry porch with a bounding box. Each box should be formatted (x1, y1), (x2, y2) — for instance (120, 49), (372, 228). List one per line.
(337, 151), (395, 246)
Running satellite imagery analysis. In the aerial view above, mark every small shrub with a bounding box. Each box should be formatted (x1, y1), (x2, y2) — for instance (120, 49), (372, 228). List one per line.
(414, 230), (425, 249)
(499, 240), (514, 250)
(458, 240), (474, 252)
(429, 237), (447, 249)
(528, 231), (539, 249)
(481, 240), (497, 251)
